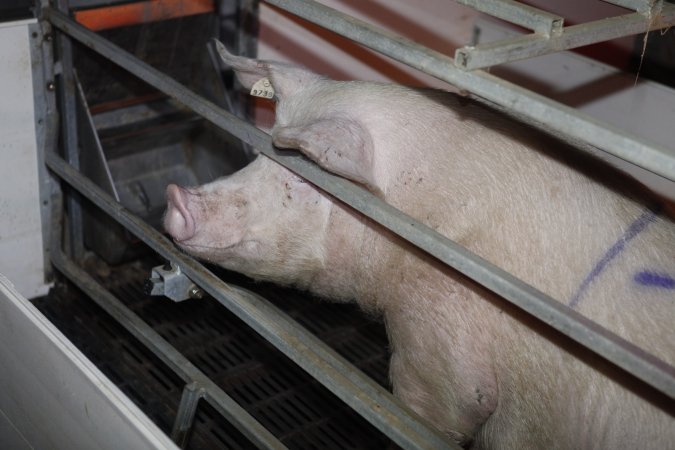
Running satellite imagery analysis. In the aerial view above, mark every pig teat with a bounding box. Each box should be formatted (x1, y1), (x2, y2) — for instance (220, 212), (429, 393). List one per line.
(164, 184), (196, 242)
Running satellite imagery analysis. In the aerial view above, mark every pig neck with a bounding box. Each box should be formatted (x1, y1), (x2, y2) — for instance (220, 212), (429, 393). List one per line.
(309, 201), (395, 314)
(311, 199), (440, 318)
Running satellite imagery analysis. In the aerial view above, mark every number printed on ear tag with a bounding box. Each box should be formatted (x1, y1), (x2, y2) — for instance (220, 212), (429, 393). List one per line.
(250, 77), (275, 99)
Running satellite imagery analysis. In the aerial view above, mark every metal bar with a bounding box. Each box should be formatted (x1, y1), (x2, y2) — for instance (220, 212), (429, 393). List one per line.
(46, 5), (675, 185)
(74, 72), (119, 200)
(237, 0), (260, 58)
(56, 0), (85, 260)
(72, 0), (215, 32)
(601, 0), (658, 13)
(49, 205), (287, 450)
(237, 0), (261, 137)
(455, 5), (675, 70)
(42, 7), (675, 402)
(45, 2), (675, 183)
(29, 21), (60, 284)
(260, 0), (675, 181)
(455, 0), (563, 36)
(171, 382), (204, 448)
(206, 40), (254, 160)
(68, 0), (130, 8)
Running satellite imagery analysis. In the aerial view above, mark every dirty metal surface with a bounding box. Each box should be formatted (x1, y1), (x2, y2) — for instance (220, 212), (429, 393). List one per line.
(34, 259), (394, 449)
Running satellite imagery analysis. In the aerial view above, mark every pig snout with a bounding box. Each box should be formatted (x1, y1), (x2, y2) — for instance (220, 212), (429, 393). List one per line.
(164, 184), (196, 242)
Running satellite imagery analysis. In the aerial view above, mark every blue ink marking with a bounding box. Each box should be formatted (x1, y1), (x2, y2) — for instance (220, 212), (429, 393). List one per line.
(569, 209), (659, 308)
(634, 271), (675, 289)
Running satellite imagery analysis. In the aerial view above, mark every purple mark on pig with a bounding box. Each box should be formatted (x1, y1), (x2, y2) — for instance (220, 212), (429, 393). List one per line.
(634, 271), (675, 289)
(569, 209), (658, 308)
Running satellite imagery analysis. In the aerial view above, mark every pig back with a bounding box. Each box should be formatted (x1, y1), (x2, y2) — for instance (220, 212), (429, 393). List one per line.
(328, 85), (675, 447)
(357, 87), (674, 355)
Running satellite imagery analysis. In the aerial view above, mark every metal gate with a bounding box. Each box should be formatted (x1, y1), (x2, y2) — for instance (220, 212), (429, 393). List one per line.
(31, 1), (675, 449)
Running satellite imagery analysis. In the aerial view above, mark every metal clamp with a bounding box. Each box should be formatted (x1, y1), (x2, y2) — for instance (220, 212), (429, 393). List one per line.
(144, 262), (204, 302)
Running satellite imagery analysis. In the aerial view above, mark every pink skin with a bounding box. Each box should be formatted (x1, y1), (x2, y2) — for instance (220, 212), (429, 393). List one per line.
(161, 43), (675, 449)
(164, 184), (196, 242)
(163, 156), (333, 286)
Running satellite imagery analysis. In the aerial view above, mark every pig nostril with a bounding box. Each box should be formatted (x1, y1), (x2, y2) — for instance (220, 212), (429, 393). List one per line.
(165, 184), (196, 241)
(169, 206), (186, 229)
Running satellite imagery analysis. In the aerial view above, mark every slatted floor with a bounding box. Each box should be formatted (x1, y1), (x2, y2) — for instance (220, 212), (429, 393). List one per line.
(33, 258), (395, 449)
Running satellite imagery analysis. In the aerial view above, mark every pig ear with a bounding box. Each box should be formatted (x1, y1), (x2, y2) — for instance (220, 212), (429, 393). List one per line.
(213, 39), (322, 100)
(272, 117), (382, 195)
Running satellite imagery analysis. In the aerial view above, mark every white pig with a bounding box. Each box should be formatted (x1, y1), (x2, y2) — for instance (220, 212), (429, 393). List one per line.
(164, 43), (675, 449)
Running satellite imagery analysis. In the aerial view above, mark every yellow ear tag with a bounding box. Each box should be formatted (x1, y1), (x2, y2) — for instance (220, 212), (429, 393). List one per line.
(250, 77), (275, 99)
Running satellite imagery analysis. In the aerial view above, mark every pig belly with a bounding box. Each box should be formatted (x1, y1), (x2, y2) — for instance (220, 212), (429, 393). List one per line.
(379, 243), (674, 449)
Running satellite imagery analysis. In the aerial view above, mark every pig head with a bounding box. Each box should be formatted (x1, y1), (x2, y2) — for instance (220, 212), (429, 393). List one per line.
(164, 41), (675, 449)
(164, 156), (333, 287)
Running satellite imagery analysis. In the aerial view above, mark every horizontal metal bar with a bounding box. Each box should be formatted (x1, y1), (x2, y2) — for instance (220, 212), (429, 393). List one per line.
(46, 1), (675, 182)
(455, 0), (563, 36)
(601, 0), (657, 13)
(455, 5), (675, 70)
(49, 202), (287, 450)
(262, 0), (675, 181)
(67, 0), (129, 7)
(43, 6), (675, 403)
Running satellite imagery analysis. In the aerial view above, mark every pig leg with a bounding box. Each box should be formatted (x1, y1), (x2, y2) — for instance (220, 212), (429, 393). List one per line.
(273, 118), (382, 195)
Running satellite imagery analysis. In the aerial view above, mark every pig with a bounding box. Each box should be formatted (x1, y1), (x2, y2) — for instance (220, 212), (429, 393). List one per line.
(164, 42), (675, 449)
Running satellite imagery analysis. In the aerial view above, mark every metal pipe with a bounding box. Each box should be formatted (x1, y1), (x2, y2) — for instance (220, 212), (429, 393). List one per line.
(56, 0), (85, 260)
(49, 202), (288, 450)
(454, 5), (675, 70)
(600, 0), (658, 13)
(42, 8), (675, 401)
(259, 0), (675, 182)
(29, 20), (61, 283)
(454, 0), (563, 36)
(45, 150), (459, 449)
(171, 382), (204, 448)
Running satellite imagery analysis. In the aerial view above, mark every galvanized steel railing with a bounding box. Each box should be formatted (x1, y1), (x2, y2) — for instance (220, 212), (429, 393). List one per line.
(264, 0), (675, 183)
(42, 1), (675, 448)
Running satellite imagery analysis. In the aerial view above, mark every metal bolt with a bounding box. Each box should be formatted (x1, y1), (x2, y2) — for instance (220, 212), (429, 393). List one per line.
(189, 287), (204, 300)
(44, 33), (52, 42)
(143, 278), (156, 295)
(46, 81), (55, 91)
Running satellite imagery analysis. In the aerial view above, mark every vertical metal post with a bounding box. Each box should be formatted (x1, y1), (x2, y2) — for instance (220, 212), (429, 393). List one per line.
(29, 18), (61, 285)
(171, 382), (204, 449)
(237, 0), (260, 58)
(56, 0), (85, 260)
(212, 0), (258, 160)
(216, 0), (244, 119)
(238, 0), (259, 129)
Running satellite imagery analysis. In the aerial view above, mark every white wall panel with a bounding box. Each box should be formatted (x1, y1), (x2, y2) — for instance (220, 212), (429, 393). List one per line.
(0, 20), (50, 299)
(0, 273), (178, 450)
